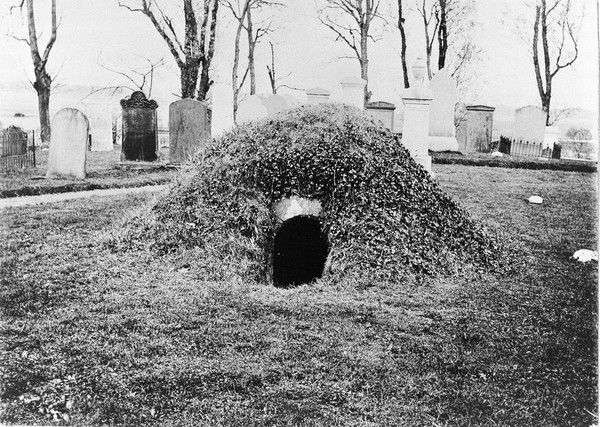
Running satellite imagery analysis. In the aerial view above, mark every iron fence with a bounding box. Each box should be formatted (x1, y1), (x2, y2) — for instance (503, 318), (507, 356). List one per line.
(0, 127), (36, 171)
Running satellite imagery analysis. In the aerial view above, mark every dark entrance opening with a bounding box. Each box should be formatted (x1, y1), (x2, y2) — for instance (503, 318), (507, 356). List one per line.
(273, 215), (329, 288)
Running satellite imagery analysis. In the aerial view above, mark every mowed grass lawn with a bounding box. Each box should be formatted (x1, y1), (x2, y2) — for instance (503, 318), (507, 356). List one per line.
(0, 164), (597, 426)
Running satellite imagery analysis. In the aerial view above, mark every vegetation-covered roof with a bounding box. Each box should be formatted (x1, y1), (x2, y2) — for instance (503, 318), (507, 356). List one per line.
(112, 103), (511, 284)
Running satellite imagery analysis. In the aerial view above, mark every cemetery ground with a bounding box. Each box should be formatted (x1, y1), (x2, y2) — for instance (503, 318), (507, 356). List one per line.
(1, 163), (597, 426)
(0, 148), (176, 198)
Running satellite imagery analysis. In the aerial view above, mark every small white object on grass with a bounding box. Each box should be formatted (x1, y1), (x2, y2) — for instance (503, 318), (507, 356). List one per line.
(572, 249), (598, 263)
(528, 195), (543, 204)
(491, 151), (503, 157)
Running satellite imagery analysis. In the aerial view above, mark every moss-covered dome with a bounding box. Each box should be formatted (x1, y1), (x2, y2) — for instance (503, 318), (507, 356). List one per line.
(113, 103), (508, 284)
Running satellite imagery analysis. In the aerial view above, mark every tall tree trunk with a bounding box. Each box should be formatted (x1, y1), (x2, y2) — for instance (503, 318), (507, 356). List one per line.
(180, 61), (200, 99)
(197, 0), (219, 100)
(422, 7), (433, 80)
(437, 0), (448, 70)
(397, 0), (409, 88)
(34, 73), (52, 144)
(26, 0), (56, 144)
(231, 0), (249, 123)
(360, 32), (370, 107)
(246, 6), (256, 95)
(533, 0), (552, 125)
(267, 41), (277, 94)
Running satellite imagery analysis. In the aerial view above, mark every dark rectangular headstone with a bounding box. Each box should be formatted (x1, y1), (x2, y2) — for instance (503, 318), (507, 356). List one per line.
(120, 91), (158, 162)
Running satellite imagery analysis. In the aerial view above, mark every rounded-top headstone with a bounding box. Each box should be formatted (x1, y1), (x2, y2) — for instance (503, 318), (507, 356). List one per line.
(261, 94), (288, 116)
(46, 108), (89, 179)
(237, 95), (269, 124)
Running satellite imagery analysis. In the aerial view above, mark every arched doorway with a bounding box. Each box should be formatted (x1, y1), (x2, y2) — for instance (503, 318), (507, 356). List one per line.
(273, 215), (329, 288)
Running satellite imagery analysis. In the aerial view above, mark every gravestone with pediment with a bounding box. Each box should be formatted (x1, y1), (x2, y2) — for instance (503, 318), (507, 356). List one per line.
(120, 91), (158, 162)
(169, 98), (211, 164)
(429, 69), (458, 151)
(46, 108), (89, 179)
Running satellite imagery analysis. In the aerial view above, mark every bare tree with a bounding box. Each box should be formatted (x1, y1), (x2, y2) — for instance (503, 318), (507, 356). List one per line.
(83, 56), (165, 100)
(397, 0), (410, 88)
(10, 0), (57, 144)
(119, 0), (219, 100)
(416, 0), (438, 80)
(266, 41), (292, 94)
(222, 0), (277, 121)
(318, 0), (383, 107)
(532, 0), (581, 125)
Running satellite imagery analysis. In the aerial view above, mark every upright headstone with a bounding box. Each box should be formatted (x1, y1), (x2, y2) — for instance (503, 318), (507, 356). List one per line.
(400, 57), (432, 172)
(365, 101), (395, 131)
(120, 91), (158, 162)
(305, 87), (331, 104)
(261, 94), (288, 116)
(46, 108), (89, 179)
(339, 77), (367, 109)
(211, 82), (235, 138)
(281, 94), (301, 109)
(169, 98), (210, 164)
(513, 105), (546, 143)
(237, 95), (269, 123)
(428, 69), (458, 151)
(88, 110), (114, 151)
(457, 105), (495, 153)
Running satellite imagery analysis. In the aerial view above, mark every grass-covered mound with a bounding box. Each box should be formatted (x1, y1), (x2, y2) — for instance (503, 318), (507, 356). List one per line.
(111, 104), (511, 283)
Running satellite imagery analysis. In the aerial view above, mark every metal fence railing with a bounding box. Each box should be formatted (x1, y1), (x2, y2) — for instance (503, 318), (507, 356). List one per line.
(0, 127), (36, 171)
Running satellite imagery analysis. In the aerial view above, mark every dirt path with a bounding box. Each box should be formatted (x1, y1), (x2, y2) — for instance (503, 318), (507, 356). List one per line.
(0, 185), (167, 209)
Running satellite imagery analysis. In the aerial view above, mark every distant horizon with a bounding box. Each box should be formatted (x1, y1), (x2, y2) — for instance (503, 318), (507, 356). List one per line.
(0, 82), (597, 141)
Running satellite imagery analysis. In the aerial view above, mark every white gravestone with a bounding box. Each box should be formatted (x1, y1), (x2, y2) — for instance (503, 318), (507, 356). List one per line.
(513, 105), (546, 143)
(237, 95), (269, 124)
(211, 82), (234, 137)
(46, 108), (89, 179)
(88, 110), (113, 151)
(429, 69), (458, 151)
(401, 58), (432, 172)
(340, 77), (367, 109)
(261, 94), (288, 116)
(281, 94), (301, 108)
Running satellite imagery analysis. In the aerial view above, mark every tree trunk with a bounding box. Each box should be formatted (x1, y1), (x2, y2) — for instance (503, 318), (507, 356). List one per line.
(246, 6), (256, 95)
(397, 0), (410, 88)
(423, 14), (433, 79)
(197, 60), (211, 101)
(231, 1), (248, 123)
(268, 41), (277, 94)
(360, 31), (370, 107)
(437, 0), (448, 70)
(25, 0), (56, 144)
(35, 73), (52, 143)
(198, 0), (219, 101)
(180, 62), (200, 99)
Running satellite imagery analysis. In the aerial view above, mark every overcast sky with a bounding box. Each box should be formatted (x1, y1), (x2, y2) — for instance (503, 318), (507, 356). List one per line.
(0, 0), (597, 114)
